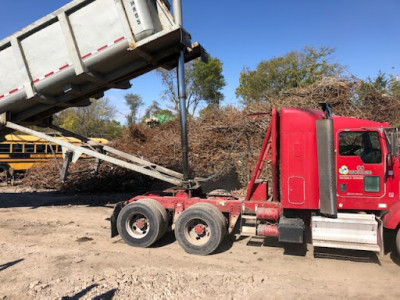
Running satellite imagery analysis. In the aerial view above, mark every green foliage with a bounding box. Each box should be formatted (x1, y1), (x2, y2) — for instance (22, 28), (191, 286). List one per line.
(125, 93), (144, 125)
(53, 98), (123, 139)
(368, 71), (389, 91)
(189, 57), (226, 108)
(356, 72), (400, 125)
(236, 46), (344, 104)
(141, 101), (176, 124)
(158, 55), (226, 115)
(155, 111), (176, 124)
(359, 71), (400, 99)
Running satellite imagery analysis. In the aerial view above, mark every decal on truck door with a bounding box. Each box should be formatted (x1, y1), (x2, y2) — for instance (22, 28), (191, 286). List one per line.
(339, 165), (349, 175)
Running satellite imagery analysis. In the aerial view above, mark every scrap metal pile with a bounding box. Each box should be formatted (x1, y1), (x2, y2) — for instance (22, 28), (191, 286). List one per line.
(23, 77), (400, 193)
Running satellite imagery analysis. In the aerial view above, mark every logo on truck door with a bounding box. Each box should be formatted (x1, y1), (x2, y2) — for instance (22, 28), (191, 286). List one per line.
(339, 165), (349, 175)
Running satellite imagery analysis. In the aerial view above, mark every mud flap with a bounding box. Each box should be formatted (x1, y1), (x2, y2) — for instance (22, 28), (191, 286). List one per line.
(377, 217), (384, 257)
(111, 202), (124, 238)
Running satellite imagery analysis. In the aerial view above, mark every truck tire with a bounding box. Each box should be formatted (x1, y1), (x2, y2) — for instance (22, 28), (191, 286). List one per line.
(117, 200), (164, 248)
(396, 228), (400, 256)
(137, 198), (169, 240)
(192, 202), (227, 240)
(175, 203), (226, 255)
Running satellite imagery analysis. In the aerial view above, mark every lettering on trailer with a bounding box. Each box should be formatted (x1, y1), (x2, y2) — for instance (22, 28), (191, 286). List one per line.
(129, 0), (142, 25)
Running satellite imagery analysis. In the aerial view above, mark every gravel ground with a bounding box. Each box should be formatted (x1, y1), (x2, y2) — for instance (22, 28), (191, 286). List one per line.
(1, 189), (400, 299)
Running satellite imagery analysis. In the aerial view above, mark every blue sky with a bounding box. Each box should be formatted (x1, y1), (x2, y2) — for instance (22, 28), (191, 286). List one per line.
(1, 0), (399, 123)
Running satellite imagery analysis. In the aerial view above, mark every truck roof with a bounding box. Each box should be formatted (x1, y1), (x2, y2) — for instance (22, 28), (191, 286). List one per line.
(279, 107), (390, 130)
(332, 115), (391, 129)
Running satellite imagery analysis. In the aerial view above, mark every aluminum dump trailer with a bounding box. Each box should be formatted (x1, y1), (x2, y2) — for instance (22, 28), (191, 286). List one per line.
(0, 0), (202, 126)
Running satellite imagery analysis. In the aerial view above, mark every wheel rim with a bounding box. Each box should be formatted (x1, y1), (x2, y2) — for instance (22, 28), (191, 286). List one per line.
(183, 218), (211, 246)
(125, 212), (150, 239)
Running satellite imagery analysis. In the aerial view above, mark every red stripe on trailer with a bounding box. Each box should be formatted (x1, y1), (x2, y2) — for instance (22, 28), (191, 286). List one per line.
(33, 79), (40, 83)
(82, 53), (92, 59)
(9, 88), (19, 94)
(59, 64), (69, 70)
(45, 71), (54, 77)
(0, 95), (4, 99)
(82, 36), (125, 59)
(114, 36), (125, 43)
(97, 45), (108, 51)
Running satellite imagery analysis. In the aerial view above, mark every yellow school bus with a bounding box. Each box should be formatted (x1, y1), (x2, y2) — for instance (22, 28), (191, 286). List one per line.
(0, 134), (108, 173)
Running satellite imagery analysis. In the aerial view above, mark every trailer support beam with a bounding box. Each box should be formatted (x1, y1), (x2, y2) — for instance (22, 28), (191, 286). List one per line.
(174, 0), (190, 183)
(1, 119), (183, 186)
(48, 124), (184, 179)
(61, 151), (73, 182)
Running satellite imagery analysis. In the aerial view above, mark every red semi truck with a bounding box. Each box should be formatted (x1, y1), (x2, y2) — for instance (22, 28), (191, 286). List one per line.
(1, 0), (397, 259)
(111, 105), (400, 258)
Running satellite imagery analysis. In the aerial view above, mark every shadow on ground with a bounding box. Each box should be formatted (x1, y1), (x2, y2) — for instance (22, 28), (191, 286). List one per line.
(61, 284), (118, 300)
(390, 251), (400, 266)
(0, 259), (24, 272)
(0, 191), (136, 209)
(152, 231), (176, 248)
(314, 247), (381, 265)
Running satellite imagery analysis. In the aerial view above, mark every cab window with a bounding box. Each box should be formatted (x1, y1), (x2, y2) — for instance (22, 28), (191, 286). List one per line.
(339, 131), (381, 164)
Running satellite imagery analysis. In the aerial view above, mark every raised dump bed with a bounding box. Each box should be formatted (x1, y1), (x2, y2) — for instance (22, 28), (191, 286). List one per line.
(0, 0), (202, 125)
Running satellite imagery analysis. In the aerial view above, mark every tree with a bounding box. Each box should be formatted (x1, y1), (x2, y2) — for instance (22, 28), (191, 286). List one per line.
(158, 55), (226, 115)
(358, 71), (400, 99)
(354, 71), (400, 124)
(388, 74), (400, 97)
(189, 57), (225, 109)
(143, 100), (161, 120)
(125, 93), (144, 125)
(236, 46), (344, 105)
(53, 97), (123, 139)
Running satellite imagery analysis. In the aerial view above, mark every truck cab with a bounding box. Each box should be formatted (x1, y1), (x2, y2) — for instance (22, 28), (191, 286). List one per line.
(334, 117), (398, 211)
(279, 108), (397, 210)
(278, 107), (400, 253)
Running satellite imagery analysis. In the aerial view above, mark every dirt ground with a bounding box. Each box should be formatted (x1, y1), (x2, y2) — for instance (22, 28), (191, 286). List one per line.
(1, 186), (400, 299)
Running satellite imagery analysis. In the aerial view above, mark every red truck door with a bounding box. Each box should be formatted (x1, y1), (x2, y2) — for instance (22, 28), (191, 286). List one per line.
(336, 130), (386, 209)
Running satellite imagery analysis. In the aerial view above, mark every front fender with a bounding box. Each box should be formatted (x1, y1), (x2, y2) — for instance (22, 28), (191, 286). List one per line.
(383, 201), (400, 230)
